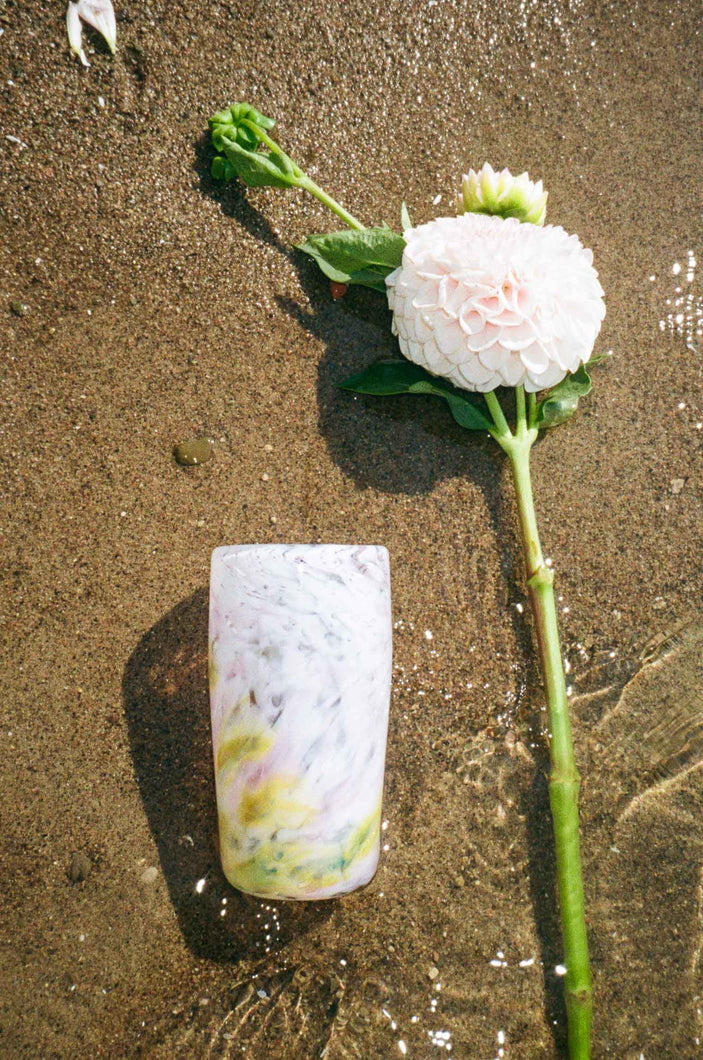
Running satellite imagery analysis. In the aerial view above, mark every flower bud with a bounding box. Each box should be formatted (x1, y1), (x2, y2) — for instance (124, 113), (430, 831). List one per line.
(210, 104), (276, 153)
(458, 163), (548, 226)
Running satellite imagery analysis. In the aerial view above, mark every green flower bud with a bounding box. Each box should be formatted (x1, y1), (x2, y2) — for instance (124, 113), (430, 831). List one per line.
(458, 163), (548, 225)
(209, 103), (275, 153)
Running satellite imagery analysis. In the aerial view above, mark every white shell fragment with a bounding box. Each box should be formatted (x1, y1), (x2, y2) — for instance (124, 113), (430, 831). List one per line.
(66, 0), (117, 66)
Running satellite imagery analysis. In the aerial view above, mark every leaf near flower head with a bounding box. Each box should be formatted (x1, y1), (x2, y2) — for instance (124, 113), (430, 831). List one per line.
(535, 363), (593, 428)
(400, 202), (413, 231)
(339, 360), (493, 431)
(298, 228), (406, 292)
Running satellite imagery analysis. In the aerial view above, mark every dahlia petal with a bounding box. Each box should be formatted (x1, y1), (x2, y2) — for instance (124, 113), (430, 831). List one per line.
(466, 323), (502, 352)
(458, 304), (485, 335)
(77, 0), (116, 54)
(422, 338), (454, 376)
(388, 212), (605, 394)
(434, 319), (465, 358)
(499, 321), (536, 349)
(550, 340), (573, 372)
(412, 282), (442, 310)
(477, 345), (507, 371)
(499, 354), (528, 387)
(407, 339), (422, 363)
(415, 314), (433, 343)
(66, 2), (90, 65)
(443, 280), (467, 318)
(526, 361), (567, 392)
(492, 309), (527, 329)
(456, 356), (496, 388)
(519, 342), (551, 373)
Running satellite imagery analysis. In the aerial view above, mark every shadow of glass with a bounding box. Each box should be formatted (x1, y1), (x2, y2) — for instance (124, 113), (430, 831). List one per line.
(122, 587), (334, 963)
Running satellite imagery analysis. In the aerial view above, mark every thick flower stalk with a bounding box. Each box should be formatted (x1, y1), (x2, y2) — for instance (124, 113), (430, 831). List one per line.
(383, 210), (604, 1060)
(209, 105), (605, 1059)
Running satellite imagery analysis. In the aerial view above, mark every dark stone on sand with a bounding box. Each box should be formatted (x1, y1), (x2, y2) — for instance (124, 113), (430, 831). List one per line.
(173, 437), (214, 467)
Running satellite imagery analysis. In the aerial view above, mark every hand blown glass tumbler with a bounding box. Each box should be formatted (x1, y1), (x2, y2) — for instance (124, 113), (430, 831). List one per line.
(209, 544), (392, 900)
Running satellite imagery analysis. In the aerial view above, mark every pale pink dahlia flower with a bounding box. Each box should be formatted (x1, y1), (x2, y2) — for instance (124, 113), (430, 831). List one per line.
(386, 213), (606, 393)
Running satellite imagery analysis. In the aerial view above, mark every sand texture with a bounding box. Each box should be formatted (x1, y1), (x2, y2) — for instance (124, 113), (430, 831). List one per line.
(1, 1), (702, 1056)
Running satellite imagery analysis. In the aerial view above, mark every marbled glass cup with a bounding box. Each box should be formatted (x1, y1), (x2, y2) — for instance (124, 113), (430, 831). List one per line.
(209, 544), (392, 900)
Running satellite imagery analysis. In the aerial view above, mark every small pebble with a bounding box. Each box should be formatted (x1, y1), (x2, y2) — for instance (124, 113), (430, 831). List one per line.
(173, 437), (214, 467)
(139, 866), (158, 885)
(10, 301), (28, 317)
(669, 478), (685, 495)
(427, 966), (439, 980)
(264, 443), (273, 452)
(69, 852), (91, 883)
(261, 473), (269, 482)
(330, 280), (348, 300)
(452, 874), (465, 888)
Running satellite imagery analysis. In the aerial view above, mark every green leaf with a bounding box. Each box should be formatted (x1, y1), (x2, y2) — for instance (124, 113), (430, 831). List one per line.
(536, 364), (593, 429)
(298, 228), (405, 287)
(297, 248), (390, 291)
(340, 360), (431, 395)
(216, 136), (301, 189)
(400, 202), (412, 231)
(346, 268), (391, 293)
(339, 360), (493, 431)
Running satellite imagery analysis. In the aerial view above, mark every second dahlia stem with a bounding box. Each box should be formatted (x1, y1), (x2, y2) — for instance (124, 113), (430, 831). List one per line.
(486, 388), (592, 1058)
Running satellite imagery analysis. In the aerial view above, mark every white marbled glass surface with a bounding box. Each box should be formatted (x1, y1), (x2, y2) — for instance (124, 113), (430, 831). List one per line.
(209, 544), (393, 900)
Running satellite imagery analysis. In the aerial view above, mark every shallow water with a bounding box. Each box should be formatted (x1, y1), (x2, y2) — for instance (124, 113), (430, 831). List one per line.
(1, 1), (702, 1057)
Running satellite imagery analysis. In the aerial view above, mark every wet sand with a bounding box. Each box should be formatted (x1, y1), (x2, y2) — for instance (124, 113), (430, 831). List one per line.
(1, 1), (702, 1057)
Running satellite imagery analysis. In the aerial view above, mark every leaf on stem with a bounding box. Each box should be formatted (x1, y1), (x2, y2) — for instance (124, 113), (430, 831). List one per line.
(535, 363), (593, 428)
(339, 360), (493, 431)
(400, 202), (413, 231)
(215, 135), (301, 189)
(298, 228), (405, 291)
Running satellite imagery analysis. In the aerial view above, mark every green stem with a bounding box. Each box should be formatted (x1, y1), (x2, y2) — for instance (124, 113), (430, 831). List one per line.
(527, 390), (539, 430)
(298, 175), (365, 231)
(484, 390), (512, 441)
(485, 388), (592, 1059)
(241, 119), (364, 231)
